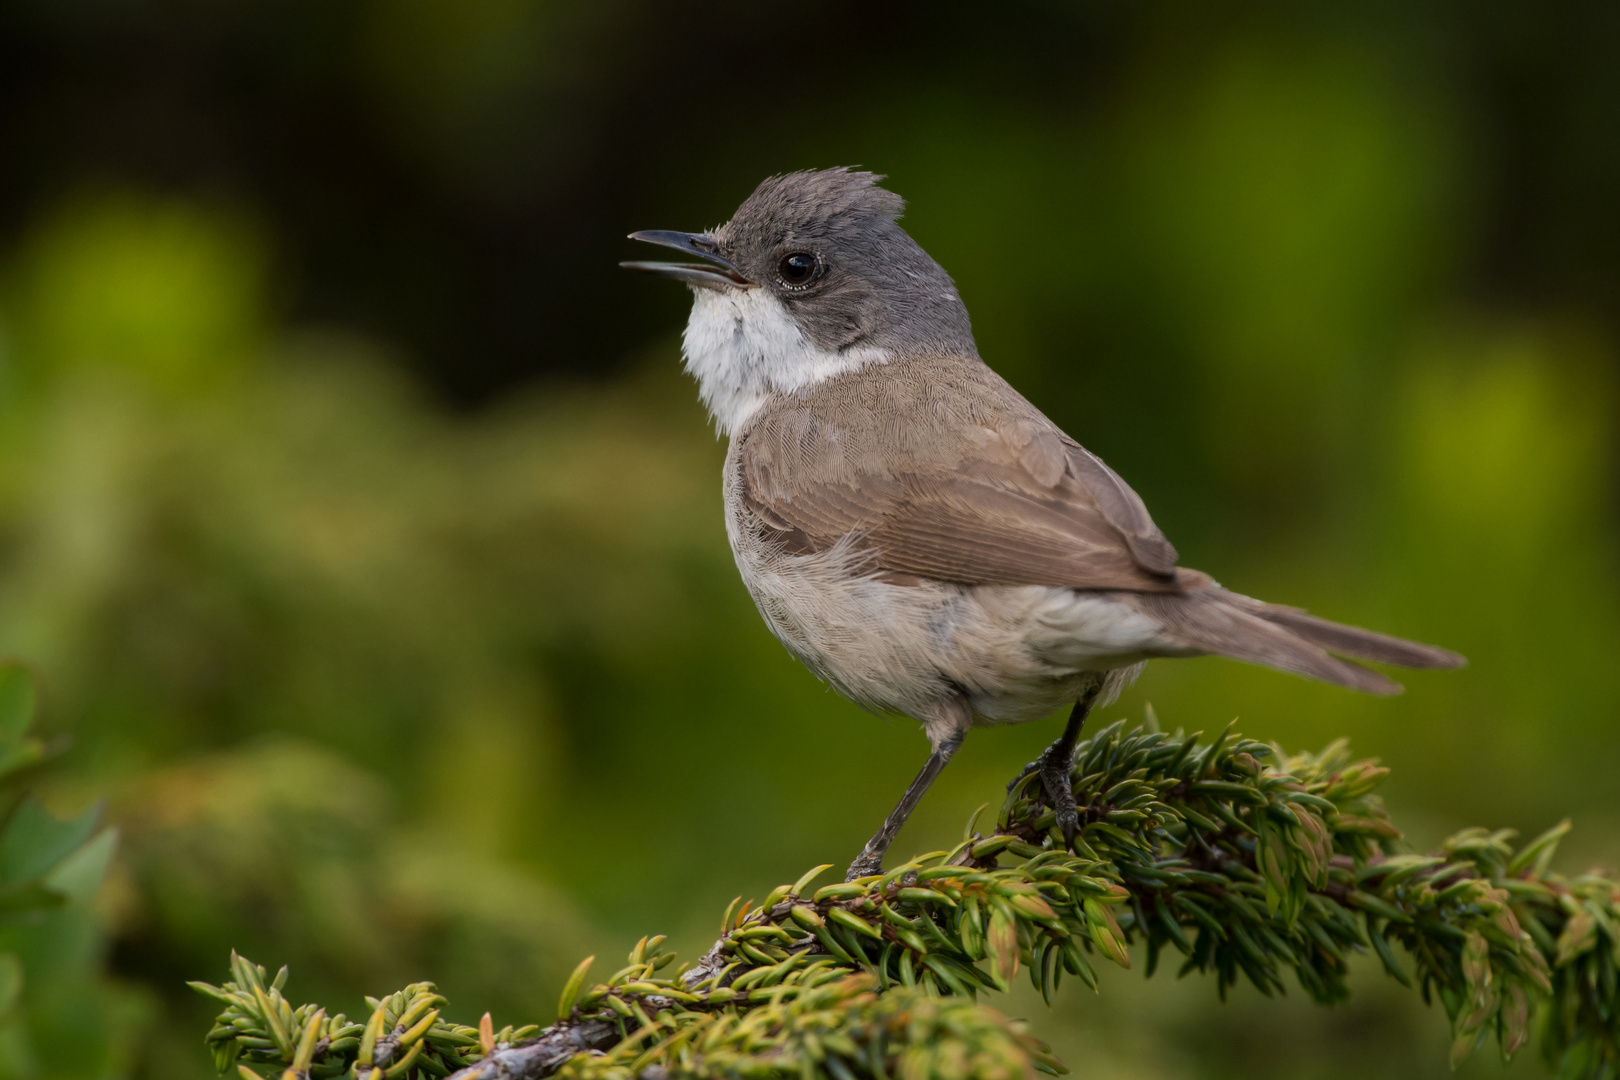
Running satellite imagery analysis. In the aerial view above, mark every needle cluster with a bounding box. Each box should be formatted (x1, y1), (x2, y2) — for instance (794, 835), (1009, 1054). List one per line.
(192, 719), (1620, 1080)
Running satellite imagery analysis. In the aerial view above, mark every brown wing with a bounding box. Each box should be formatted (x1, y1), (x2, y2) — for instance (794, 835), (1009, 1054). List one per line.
(735, 355), (1184, 592)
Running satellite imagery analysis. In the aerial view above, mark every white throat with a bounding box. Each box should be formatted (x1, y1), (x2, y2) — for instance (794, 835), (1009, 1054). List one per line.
(681, 288), (889, 435)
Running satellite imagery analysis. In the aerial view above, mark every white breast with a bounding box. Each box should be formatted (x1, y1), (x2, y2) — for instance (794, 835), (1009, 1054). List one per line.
(681, 288), (888, 435)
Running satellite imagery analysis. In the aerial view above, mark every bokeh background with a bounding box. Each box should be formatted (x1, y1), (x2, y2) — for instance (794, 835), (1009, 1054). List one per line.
(2, 2), (1618, 1077)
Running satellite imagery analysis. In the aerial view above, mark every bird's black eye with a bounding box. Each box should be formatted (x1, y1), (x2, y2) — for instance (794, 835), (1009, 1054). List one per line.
(777, 252), (820, 287)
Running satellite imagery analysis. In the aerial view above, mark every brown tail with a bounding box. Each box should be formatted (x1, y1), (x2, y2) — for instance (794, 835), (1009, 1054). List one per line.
(1134, 577), (1465, 695)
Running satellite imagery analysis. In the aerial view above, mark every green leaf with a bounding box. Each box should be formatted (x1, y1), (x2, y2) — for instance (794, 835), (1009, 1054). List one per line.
(1084, 898), (1131, 969)
(791, 864), (835, 896)
(557, 954), (595, 1020)
(0, 797), (102, 887)
(1555, 907), (1596, 965)
(1505, 818), (1571, 879)
(44, 827), (117, 904)
(986, 903), (1019, 989)
(0, 664), (35, 746)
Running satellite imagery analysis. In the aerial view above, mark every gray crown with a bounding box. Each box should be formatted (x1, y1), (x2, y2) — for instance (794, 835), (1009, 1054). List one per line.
(716, 169), (980, 359)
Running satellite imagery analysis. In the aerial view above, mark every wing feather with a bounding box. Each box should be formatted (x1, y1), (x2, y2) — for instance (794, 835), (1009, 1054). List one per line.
(735, 355), (1183, 591)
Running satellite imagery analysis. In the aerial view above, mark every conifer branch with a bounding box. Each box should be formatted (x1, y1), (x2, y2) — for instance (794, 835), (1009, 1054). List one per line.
(192, 719), (1620, 1080)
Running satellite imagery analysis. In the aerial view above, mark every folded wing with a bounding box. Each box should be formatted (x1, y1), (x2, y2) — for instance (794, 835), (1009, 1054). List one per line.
(737, 359), (1183, 591)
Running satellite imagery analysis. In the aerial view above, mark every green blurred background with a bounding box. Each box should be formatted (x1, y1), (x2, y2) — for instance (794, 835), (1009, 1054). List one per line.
(1, 2), (1618, 1077)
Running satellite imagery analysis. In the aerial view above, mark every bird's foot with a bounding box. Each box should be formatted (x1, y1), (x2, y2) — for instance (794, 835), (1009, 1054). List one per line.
(1042, 754), (1080, 848)
(1009, 740), (1081, 848)
(844, 850), (884, 881)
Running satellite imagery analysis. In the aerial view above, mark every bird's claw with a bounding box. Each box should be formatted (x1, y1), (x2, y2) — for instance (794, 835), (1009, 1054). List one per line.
(1044, 758), (1081, 849)
(1010, 739), (1083, 849)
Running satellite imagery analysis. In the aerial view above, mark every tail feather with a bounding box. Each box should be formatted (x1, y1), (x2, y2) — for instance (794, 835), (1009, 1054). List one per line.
(1133, 579), (1465, 695)
(1239, 601), (1466, 669)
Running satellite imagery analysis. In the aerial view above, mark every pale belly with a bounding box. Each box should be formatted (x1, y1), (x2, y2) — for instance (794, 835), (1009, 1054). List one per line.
(725, 504), (1174, 726)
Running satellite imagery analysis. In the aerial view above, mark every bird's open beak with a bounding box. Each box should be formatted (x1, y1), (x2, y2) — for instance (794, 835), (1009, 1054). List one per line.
(620, 231), (754, 291)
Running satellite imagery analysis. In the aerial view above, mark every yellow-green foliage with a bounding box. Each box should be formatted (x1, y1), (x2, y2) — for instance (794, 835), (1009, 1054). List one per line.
(194, 722), (1619, 1080)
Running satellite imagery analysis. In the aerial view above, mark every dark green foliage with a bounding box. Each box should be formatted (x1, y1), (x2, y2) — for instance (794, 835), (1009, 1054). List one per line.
(0, 663), (122, 1074)
(0, 658), (103, 932)
(194, 719), (1620, 1080)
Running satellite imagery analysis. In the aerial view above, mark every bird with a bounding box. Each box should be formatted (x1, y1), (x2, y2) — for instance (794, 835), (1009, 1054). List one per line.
(622, 168), (1464, 881)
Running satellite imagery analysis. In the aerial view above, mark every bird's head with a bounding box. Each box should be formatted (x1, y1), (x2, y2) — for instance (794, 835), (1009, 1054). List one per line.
(623, 169), (977, 362)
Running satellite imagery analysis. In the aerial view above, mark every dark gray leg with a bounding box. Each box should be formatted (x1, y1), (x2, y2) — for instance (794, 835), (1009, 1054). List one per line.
(1009, 684), (1101, 846)
(845, 732), (963, 881)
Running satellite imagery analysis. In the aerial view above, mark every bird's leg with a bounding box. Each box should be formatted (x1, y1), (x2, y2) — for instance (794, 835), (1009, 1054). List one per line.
(1007, 684), (1101, 847)
(845, 731), (963, 881)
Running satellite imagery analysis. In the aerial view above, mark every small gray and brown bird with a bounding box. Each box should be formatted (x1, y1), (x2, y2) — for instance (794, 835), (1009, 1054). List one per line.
(623, 168), (1463, 880)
